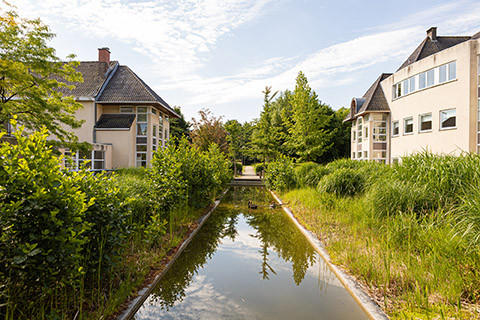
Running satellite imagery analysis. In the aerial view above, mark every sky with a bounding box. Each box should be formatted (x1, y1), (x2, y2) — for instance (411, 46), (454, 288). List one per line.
(8, 0), (480, 123)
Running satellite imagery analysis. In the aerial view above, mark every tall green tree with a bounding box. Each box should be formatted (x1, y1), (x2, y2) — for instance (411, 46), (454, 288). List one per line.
(251, 86), (281, 164)
(169, 106), (191, 143)
(0, 3), (84, 142)
(288, 71), (334, 162)
(224, 119), (242, 174)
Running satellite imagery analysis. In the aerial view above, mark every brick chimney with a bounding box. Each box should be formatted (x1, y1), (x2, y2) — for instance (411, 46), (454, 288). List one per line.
(427, 27), (437, 41)
(98, 47), (110, 64)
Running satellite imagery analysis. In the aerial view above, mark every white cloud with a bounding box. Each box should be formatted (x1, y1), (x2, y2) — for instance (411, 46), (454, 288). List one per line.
(155, 0), (480, 110)
(13, 0), (275, 77)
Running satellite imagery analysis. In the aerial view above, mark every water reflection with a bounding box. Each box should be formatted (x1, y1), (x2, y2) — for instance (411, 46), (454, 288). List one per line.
(134, 187), (369, 320)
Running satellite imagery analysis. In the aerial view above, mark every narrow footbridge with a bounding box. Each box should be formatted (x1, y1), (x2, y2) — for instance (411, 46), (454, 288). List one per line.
(230, 166), (265, 186)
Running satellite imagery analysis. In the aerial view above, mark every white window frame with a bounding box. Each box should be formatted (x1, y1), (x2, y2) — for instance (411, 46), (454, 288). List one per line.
(392, 120), (399, 137)
(403, 117), (414, 135)
(439, 108), (456, 130)
(120, 106), (134, 113)
(418, 113), (433, 133)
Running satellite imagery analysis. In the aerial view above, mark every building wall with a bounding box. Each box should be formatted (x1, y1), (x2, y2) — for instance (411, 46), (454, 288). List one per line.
(55, 100), (96, 143)
(381, 39), (479, 161)
(96, 129), (135, 168)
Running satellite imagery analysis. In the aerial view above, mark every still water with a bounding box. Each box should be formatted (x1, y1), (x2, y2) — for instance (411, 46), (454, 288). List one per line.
(134, 187), (369, 320)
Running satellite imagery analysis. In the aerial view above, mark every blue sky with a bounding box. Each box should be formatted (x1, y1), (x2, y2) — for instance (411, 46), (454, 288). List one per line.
(10, 0), (480, 122)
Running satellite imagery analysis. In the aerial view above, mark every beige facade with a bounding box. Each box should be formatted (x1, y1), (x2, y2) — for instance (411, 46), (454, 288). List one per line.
(55, 48), (178, 170)
(347, 28), (480, 163)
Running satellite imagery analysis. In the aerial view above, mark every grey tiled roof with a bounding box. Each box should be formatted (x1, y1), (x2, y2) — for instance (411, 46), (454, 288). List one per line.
(97, 66), (177, 115)
(344, 73), (391, 122)
(95, 114), (136, 129)
(55, 61), (179, 118)
(55, 61), (117, 97)
(398, 36), (470, 71)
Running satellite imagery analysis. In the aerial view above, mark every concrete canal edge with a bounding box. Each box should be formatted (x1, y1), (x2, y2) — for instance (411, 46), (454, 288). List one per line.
(116, 188), (229, 320)
(270, 191), (389, 320)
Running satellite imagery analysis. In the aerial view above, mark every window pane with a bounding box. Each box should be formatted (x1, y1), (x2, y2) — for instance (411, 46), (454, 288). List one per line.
(404, 118), (413, 133)
(419, 73), (426, 89)
(93, 161), (104, 170)
(427, 69), (434, 87)
(409, 77), (416, 92)
(136, 145), (147, 152)
(137, 123), (147, 136)
(136, 137), (147, 144)
(137, 106), (147, 113)
(392, 121), (399, 135)
(79, 150), (91, 159)
(403, 79), (409, 95)
(396, 83), (402, 98)
(439, 65), (447, 83)
(420, 114), (432, 131)
(153, 125), (157, 137)
(448, 61), (456, 80)
(120, 106), (133, 113)
(137, 114), (147, 122)
(440, 109), (456, 128)
(151, 108), (157, 115)
(93, 151), (105, 160)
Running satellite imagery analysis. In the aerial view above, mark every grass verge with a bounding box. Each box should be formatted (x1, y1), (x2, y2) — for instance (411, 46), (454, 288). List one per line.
(282, 187), (480, 320)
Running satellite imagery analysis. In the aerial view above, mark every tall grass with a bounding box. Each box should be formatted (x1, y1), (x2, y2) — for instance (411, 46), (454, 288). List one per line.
(281, 153), (480, 319)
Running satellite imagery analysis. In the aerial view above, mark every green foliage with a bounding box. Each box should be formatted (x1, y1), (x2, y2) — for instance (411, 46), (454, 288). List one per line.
(288, 71), (335, 162)
(254, 163), (264, 175)
(169, 106), (191, 143)
(151, 137), (232, 213)
(251, 86), (282, 161)
(264, 156), (296, 191)
(0, 127), (89, 309)
(75, 171), (130, 275)
(0, 4), (84, 143)
(190, 109), (228, 155)
(317, 167), (366, 197)
(294, 162), (330, 188)
(368, 179), (437, 218)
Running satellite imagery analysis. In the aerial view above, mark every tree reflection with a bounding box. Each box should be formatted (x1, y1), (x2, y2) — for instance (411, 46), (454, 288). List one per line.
(145, 186), (318, 311)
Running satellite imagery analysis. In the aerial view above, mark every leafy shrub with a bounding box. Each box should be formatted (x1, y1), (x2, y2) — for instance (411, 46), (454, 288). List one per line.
(150, 138), (232, 213)
(235, 162), (243, 175)
(325, 158), (364, 171)
(75, 171), (130, 275)
(295, 162), (319, 187)
(317, 168), (366, 197)
(254, 163), (265, 176)
(303, 166), (330, 188)
(0, 128), (89, 303)
(265, 156), (296, 191)
(368, 179), (438, 218)
(114, 168), (152, 225)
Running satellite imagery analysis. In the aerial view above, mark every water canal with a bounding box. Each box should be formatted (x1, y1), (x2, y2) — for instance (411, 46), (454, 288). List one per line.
(134, 186), (369, 320)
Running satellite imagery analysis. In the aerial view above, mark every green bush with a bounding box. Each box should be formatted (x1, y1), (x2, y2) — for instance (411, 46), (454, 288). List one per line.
(368, 179), (438, 218)
(114, 168), (152, 225)
(295, 162), (319, 187)
(303, 166), (330, 188)
(317, 168), (366, 197)
(75, 171), (130, 275)
(325, 158), (364, 171)
(150, 138), (232, 212)
(254, 163), (264, 176)
(0, 128), (89, 306)
(265, 156), (296, 191)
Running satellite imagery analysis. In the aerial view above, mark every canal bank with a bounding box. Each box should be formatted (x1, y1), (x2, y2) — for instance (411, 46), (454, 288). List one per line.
(127, 186), (381, 320)
(270, 191), (388, 320)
